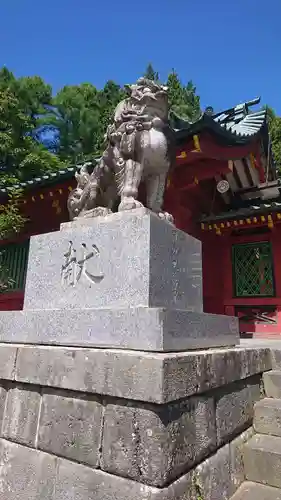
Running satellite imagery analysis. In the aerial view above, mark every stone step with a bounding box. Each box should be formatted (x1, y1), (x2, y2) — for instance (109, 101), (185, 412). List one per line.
(254, 398), (281, 436)
(231, 481), (281, 499)
(263, 371), (281, 398)
(270, 350), (281, 370)
(244, 434), (281, 488)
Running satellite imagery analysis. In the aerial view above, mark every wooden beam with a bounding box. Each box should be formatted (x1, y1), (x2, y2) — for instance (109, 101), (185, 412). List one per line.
(176, 132), (261, 166)
(234, 160), (251, 189)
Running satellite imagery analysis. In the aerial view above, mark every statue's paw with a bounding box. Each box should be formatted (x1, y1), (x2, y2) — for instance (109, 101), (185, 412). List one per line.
(158, 211), (174, 224)
(75, 207), (113, 219)
(118, 197), (144, 211)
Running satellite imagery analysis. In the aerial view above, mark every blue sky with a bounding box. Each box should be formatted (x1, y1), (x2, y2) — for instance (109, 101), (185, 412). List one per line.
(1, 0), (281, 114)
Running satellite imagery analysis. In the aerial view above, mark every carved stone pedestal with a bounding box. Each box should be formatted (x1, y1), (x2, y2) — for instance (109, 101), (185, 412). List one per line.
(0, 209), (244, 500)
(0, 209), (238, 351)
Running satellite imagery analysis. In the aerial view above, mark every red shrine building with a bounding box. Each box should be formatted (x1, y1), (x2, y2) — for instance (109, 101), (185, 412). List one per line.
(0, 97), (280, 338)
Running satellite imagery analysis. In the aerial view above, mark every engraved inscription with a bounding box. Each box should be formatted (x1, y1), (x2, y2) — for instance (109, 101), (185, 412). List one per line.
(61, 241), (104, 287)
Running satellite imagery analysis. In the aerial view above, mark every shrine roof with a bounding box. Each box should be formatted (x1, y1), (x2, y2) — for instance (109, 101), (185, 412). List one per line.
(200, 199), (281, 224)
(173, 97), (267, 145)
(0, 166), (76, 195)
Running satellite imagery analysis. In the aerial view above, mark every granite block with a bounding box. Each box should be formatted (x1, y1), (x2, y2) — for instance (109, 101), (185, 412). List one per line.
(244, 434), (281, 488)
(271, 349), (281, 369)
(237, 347), (272, 379)
(193, 444), (232, 500)
(231, 482), (281, 500)
(0, 307), (239, 351)
(0, 344), (18, 380)
(24, 209), (203, 312)
(0, 438), (56, 500)
(55, 456), (197, 500)
(254, 398), (281, 437)
(37, 391), (103, 466)
(0, 437), (195, 500)
(215, 376), (261, 445)
(229, 427), (254, 494)
(0, 386), (7, 431)
(162, 347), (269, 402)
(15, 345), (165, 402)
(2, 385), (41, 447)
(263, 370), (281, 398)
(101, 395), (216, 487)
(14, 346), (270, 404)
(55, 457), (160, 500)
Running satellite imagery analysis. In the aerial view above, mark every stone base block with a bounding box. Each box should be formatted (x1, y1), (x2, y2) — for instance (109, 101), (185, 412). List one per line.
(13, 345), (270, 403)
(0, 435), (257, 500)
(0, 307), (239, 351)
(231, 482), (281, 500)
(263, 370), (281, 399)
(0, 342), (272, 499)
(24, 209), (203, 312)
(244, 434), (281, 489)
(254, 398), (281, 437)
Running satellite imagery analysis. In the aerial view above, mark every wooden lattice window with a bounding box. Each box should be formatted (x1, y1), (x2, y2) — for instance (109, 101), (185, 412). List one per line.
(232, 241), (275, 297)
(0, 240), (30, 292)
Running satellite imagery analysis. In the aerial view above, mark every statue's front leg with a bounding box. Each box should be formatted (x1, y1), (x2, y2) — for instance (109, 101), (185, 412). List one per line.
(146, 173), (174, 224)
(118, 159), (144, 211)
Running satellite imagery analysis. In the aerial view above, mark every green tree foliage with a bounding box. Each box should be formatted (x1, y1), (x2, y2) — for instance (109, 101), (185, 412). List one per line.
(0, 65), (202, 172)
(266, 106), (281, 172)
(167, 70), (201, 122)
(0, 68), (64, 185)
(98, 80), (126, 152)
(0, 189), (27, 286)
(0, 190), (26, 239)
(143, 63), (159, 82)
(41, 83), (101, 163)
(0, 68), (63, 243)
(39, 80), (126, 163)
(142, 65), (201, 122)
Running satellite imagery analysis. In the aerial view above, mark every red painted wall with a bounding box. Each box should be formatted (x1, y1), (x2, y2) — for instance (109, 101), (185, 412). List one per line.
(201, 228), (281, 337)
(0, 178), (76, 311)
(201, 232), (226, 315)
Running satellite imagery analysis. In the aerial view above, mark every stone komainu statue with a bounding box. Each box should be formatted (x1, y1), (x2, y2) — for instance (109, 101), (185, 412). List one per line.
(67, 78), (175, 223)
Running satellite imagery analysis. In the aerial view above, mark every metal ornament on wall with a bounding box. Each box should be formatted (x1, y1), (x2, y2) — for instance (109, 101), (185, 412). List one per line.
(217, 180), (230, 194)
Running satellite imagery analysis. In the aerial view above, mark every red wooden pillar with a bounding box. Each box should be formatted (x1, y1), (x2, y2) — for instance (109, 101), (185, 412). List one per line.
(270, 228), (281, 336)
(202, 231), (225, 315)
